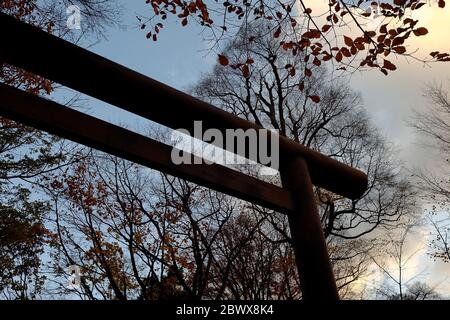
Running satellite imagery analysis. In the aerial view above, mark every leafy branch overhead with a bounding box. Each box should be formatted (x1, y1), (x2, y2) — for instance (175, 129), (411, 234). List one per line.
(140, 0), (449, 85)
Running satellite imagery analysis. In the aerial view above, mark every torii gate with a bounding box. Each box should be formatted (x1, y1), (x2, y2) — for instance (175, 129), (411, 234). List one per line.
(0, 13), (367, 301)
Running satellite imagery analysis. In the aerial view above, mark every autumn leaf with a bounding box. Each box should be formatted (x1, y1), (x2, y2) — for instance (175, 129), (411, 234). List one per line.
(413, 27), (428, 36)
(274, 27), (281, 38)
(313, 57), (321, 67)
(392, 37), (405, 46)
(242, 65), (250, 78)
(383, 59), (397, 71)
(218, 54), (229, 66)
(341, 47), (351, 58)
(304, 68), (312, 77)
(393, 46), (406, 54)
(309, 95), (321, 103)
(299, 81), (305, 91)
(322, 54), (332, 61)
(344, 35), (353, 47)
(380, 24), (388, 34)
(430, 51), (440, 57)
(322, 24), (331, 32)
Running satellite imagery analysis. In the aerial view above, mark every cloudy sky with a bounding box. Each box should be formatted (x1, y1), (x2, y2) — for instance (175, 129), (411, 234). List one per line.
(58, 1), (450, 297)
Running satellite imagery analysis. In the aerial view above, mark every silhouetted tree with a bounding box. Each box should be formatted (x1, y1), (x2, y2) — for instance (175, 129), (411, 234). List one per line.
(411, 83), (450, 264)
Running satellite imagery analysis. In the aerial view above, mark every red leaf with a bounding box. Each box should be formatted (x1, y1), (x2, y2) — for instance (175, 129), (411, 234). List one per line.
(242, 65), (250, 78)
(393, 46), (406, 54)
(309, 95), (321, 103)
(383, 59), (397, 71)
(344, 36), (353, 47)
(413, 27), (428, 36)
(313, 57), (321, 66)
(322, 54), (332, 61)
(274, 27), (281, 39)
(341, 47), (351, 57)
(322, 24), (331, 32)
(218, 54), (229, 66)
(304, 68), (312, 77)
(299, 81), (305, 91)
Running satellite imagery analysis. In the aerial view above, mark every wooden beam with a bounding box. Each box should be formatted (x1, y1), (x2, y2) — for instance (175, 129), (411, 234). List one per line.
(0, 83), (295, 213)
(280, 157), (339, 300)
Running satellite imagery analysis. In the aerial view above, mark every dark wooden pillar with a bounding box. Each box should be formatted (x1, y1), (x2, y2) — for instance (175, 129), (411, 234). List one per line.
(280, 156), (339, 301)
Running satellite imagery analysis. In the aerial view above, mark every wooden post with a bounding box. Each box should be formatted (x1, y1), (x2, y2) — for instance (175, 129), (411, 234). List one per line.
(280, 156), (339, 301)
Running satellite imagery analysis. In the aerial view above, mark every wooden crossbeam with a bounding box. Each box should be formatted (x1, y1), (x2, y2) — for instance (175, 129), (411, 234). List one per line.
(0, 83), (295, 213)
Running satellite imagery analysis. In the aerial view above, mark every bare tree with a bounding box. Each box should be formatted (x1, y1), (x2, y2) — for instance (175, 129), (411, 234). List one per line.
(372, 222), (443, 300)
(411, 83), (450, 264)
(190, 23), (417, 297)
(0, 0), (122, 299)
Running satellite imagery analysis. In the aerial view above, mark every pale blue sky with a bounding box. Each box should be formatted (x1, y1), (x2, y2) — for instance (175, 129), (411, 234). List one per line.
(56, 1), (215, 131)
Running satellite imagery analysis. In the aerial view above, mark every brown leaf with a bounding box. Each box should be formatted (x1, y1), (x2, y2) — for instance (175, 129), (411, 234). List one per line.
(383, 59), (397, 71)
(344, 35), (353, 47)
(218, 54), (229, 66)
(413, 27), (428, 36)
(392, 37), (404, 46)
(304, 68), (312, 77)
(274, 27), (281, 39)
(341, 47), (351, 57)
(430, 51), (440, 57)
(309, 95), (321, 103)
(242, 65), (250, 78)
(322, 54), (332, 61)
(299, 81), (305, 91)
(322, 24), (331, 32)
(393, 46), (406, 54)
(313, 57), (321, 66)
